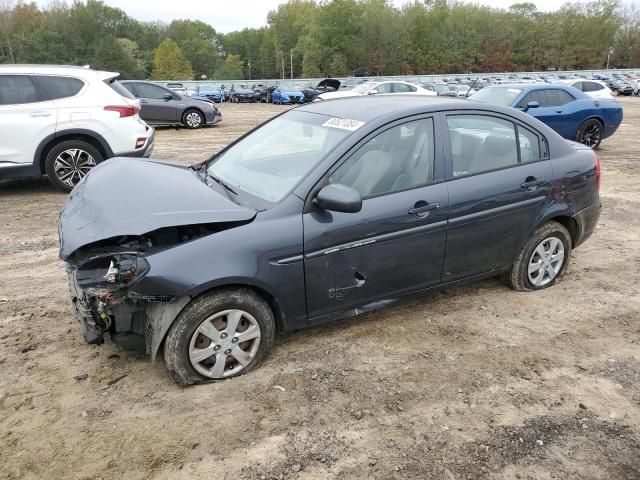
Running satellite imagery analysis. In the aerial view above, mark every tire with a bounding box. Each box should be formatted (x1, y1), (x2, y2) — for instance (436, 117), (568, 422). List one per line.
(501, 221), (572, 292)
(163, 288), (276, 385)
(576, 119), (603, 149)
(183, 109), (204, 129)
(44, 139), (104, 192)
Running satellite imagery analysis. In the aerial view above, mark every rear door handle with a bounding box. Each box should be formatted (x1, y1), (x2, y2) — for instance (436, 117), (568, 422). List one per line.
(521, 178), (545, 189)
(408, 202), (440, 215)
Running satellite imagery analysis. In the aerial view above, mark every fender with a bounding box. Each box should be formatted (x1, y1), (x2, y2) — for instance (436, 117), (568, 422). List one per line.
(33, 129), (115, 172)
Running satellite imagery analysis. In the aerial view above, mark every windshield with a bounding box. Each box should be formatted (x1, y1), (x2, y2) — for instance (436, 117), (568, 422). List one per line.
(352, 82), (376, 94)
(206, 110), (355, 206)
(469, 87), (522, 106)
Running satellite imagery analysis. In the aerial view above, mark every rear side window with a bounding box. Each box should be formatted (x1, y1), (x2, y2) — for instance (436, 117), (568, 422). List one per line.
(583, 82), (604, 92)
(37, 76), (84, 100)
(393, 83), (416, 93)
(0, 75), (48, 105)
(106, 78), (136, 100)
(447, 115), (518, 176)
(517, 126), (541, 163)
(135, 83), (174, 100)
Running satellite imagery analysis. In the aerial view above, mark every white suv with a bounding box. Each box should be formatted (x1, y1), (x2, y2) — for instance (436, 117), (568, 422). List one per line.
(0, 65), (155, 191)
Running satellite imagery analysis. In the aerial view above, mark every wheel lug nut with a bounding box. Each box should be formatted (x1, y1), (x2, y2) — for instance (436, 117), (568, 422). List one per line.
(224, 349), (232, 355)
(232, 337), (238, 343)
(214, 345), (221, 351)
(221, 332), (228, 339)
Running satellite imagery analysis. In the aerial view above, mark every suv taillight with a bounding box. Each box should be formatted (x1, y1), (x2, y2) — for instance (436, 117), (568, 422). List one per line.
(104, 105), (140, 117)
(595, 151), (601, 190)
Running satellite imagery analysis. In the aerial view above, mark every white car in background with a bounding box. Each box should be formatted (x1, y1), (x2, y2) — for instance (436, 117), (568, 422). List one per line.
(317, 80), (437, 100)
(557, 79), (615, 99)
(0, 65), (154, 191)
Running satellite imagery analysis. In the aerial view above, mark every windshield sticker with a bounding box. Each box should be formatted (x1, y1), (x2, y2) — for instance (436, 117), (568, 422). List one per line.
(322, 117), (366, 131)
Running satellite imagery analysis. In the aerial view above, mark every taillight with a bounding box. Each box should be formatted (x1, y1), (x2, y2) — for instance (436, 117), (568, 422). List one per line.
(104, 105), (140, 117)
(135, 137), (146, 149)
(594, 151), (601, 190)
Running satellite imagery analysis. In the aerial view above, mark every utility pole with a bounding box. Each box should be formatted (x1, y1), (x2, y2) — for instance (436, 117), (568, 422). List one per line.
(248, 59), (251, 80)
(280, 50), (285, 80)
(606, 46), (613, 70)
(290, 50), (293, 80)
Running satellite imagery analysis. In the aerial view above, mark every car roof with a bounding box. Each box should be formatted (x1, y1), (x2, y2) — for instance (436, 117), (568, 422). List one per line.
(0, 64), (118, 80)
(299, 95), (483, 122)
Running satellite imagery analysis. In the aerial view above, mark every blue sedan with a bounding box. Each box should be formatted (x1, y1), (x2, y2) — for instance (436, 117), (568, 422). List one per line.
(271, 83), (305, 105)
(194, 85), (222, 103)
(470, 84), (622, 148)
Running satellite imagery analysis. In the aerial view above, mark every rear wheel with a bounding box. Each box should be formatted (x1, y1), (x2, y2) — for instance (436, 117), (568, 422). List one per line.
(183, 109), (204, 129)
(44, 140), (103, 192)
(576, 119), (603, 149)
(501, 221), (572, 292)
(163, 288), (276, 385)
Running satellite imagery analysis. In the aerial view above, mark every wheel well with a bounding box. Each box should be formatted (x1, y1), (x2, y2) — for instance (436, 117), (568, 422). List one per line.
(194, 284), (286, 333)
(548, 215), (578, 247)
(38, 134), (108, 174)
(583, 116), (604, 129)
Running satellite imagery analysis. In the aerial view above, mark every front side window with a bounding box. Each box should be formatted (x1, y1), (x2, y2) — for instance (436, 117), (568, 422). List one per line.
(518, 89), (574, 108)
(135, 83), (173, 100)
(374, 83), (393, 94)
(0, 75), (46, 105)
(37, 76), (84, 100)
(207, 110), (354, 205)
(330, 118), (435, 198)
(447, 115), (517, 176)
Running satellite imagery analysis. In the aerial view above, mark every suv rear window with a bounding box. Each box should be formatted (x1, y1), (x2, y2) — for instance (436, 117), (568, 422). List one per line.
(37, 76), (84, 100)
(0, 75), (48, 105)
(106, 78), (136, 100)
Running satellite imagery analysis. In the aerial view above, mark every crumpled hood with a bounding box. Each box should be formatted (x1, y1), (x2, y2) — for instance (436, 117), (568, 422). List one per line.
(58, 158), (256, 259)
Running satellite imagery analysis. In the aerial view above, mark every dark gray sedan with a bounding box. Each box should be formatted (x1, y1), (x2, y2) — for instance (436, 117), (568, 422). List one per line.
(59, 96), (601, 384)
(121, 80), (222, 129)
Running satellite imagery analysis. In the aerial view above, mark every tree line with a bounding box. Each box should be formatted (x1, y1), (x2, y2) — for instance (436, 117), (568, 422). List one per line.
(0, 0), (639, 81)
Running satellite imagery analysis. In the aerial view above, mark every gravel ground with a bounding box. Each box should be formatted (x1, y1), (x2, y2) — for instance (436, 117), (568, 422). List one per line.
(0, 100), (638, 480)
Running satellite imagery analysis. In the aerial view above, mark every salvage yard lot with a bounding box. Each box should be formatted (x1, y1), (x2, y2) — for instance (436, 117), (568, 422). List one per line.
(1, 100), (639, 480)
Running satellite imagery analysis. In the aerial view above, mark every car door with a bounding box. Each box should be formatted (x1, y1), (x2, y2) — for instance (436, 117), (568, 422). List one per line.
(0, 74), (57, 168)
(303, 116), (448, 323)
(129, 82), (179, 123)
(442, 113), (552, 281)
(516, 89), (576, 137)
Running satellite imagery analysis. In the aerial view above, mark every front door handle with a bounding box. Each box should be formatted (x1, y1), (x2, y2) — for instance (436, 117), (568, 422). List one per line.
(29, 112), (51, 118)
(521, 177), (545, 189)
(408, 202), (440, 215)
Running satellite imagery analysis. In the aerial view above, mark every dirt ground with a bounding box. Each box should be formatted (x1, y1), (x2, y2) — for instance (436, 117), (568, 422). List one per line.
(1, 99), (639, 480)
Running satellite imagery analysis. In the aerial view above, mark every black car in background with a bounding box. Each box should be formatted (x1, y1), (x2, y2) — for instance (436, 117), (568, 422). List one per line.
(256, 84), (277, 103)
(59, 95), (601, 384)
(121, 81), (221, 129)
(230, 85), (259, 103)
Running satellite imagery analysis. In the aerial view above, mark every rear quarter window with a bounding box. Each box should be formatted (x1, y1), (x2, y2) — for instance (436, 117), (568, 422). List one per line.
(106, 78), (136, 100)
(37, 76), (84, 100)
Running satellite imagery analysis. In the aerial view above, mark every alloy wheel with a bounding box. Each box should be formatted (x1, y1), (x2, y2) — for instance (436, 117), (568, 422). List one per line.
(188, 309), (262, 378)
(527, 236), (565, 287)
(185, 112), (202, 128)
(53, 148), (96, 187)
(580, 123), (601, 148)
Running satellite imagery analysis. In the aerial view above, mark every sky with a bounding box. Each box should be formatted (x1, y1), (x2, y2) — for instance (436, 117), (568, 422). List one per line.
(33, 0), (566, 33)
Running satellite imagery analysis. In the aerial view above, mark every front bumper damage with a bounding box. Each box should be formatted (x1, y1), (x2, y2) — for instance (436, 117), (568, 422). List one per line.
(67, 264), (190, 358)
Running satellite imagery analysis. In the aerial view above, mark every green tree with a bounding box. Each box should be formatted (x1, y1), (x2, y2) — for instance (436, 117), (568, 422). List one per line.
(152, 38), (193, 80)
(215, 54), (244, 79)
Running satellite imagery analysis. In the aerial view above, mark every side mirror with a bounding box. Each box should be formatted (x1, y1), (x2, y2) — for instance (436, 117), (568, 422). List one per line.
(314, 184), (362, 213)
(525, 101), (540, 111)
(163, 93), (174, 101)
(368, 89), (378, 95)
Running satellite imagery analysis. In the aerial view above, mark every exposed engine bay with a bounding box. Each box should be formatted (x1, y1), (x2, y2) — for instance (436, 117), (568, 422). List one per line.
(65, 223), (242, 353)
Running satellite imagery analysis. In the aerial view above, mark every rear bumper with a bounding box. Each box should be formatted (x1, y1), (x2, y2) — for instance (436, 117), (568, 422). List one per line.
(116, 130), (155, 158)
(572, 202), (601, 248)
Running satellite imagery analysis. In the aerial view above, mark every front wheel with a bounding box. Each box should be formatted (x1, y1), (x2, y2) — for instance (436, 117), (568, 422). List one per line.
(576, 119), (603, 149)
(163, 289), (276, 385)
(501, 221), (572, 292)
(183, 109), (204, 129)
(44, 140), (104, 192)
